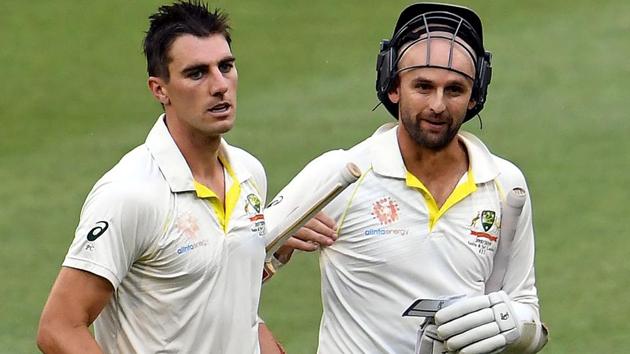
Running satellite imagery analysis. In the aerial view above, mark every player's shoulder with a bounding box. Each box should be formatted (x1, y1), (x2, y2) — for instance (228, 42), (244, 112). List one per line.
(222, 142), (267, 199)
(460, 131), (528, 187)
(87, 145), (171, 211)
(492, 154), (525, 177)
(492, 154), (528, 189)
(224, 143), (265, 175)
(349, 122), (398, 153)
(106, 144), (160, 178)
(222, 141), (263, 170)
(297, 148), (366, 181)
(309, 123), (398, 172)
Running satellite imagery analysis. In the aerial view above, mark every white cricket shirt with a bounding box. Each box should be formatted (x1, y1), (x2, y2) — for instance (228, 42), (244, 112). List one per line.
(63, 115), (267, 353)
(267, 123), (540, 354)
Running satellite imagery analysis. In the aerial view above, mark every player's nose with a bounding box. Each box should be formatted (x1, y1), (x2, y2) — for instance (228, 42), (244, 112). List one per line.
(429, 90), (446, 114)
(208, 69), (229, 96)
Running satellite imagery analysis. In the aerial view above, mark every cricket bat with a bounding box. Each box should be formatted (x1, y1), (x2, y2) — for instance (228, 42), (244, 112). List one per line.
(485, 187), (527, 293)
(264, 162), (362, 256)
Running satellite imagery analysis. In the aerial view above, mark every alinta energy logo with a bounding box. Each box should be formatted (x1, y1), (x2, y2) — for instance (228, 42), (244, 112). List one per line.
(365, 197), (409, 236)
(175, 212), (209, 255)
(175, 212), (200, 239)
(371, 197), (399, 225)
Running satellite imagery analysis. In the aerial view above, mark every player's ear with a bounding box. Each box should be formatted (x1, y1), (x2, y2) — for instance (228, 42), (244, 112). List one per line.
(148, 76), (170, 105)
(388, 86), (400, 104)
(467, 99), (476, 110)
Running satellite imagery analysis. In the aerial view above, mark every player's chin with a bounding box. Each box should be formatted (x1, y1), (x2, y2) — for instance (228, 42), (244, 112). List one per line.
(213, 120), (236, 135)
(418, 132), (454, 150)
(201, 117), (235, 136)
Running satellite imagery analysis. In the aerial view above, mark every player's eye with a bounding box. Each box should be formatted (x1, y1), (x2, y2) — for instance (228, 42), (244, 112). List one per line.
(446, 85), (464, 96)
(188, 70), (205, 80)
(414, 82), (432, 92)
(219, 61), (234, 74)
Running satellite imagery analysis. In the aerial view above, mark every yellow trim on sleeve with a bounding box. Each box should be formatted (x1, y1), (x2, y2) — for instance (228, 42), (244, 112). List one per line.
(193, 155), (241, 233)
(337, 167), (371, 233)
(406, 169), (477, 231)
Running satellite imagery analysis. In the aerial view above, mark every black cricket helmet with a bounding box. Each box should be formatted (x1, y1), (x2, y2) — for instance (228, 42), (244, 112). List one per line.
(375, 2), (492, 121)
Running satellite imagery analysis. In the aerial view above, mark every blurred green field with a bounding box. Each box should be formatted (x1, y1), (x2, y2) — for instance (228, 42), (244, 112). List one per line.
(1, 0), (628, 353)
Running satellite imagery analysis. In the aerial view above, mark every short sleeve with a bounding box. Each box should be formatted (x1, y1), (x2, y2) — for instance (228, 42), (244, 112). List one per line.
(62, 180), (165, 289)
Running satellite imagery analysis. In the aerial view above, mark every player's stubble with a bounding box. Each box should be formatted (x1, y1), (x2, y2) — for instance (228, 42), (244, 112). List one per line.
(399, 103), (463, 151)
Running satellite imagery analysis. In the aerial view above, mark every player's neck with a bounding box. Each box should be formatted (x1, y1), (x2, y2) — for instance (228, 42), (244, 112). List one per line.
(177, 136), (223, 176)
(182, 140), (226, 204)
(165, 116), (226, 200)
(192, 156), (226, 204)
(400, 130), (467, 168)
(399, 133), (469, 207)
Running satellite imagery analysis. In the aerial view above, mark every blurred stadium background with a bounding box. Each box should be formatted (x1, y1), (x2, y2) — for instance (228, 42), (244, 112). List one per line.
(1, 0), (628, 353)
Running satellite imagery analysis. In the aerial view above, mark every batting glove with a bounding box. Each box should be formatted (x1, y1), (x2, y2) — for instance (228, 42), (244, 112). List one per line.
(434, 291), (519, 354)
(415, 323), (446, 354)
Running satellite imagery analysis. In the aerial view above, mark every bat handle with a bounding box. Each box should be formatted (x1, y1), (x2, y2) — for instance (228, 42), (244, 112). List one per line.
(505, 187), (526, 209)
(485, 187), (527, 294)
(341, 162), (362, 183)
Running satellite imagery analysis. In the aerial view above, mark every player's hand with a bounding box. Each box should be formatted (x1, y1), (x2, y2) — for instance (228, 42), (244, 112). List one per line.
(290, 211), (337, 250)
(434, 291), (520, 354)
(273, 212), (337, 263)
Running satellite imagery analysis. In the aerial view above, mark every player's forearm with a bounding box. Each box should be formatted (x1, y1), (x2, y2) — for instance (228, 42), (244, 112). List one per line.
(503, 302), (548, 353)
(38, 268), (113, 354)
(503, 325), (548, 353)
(258, 322), (286, 354)
(274, 246), (295, 264)
(262, 251), (289, 282)
(37, 322), (104, 354)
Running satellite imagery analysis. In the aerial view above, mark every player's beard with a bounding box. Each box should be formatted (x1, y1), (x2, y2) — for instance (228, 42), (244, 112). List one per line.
(399, 106), (463, 151)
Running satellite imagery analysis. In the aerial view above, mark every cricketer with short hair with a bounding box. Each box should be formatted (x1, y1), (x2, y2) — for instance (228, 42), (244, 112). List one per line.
(37, 2), (285, 353)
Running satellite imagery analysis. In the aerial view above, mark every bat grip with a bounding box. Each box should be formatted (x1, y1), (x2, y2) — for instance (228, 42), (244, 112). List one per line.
(485, 187), (527, 293)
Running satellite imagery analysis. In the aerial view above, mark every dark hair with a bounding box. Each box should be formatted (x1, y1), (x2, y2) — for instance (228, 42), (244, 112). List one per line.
(143, 1), (231, 80)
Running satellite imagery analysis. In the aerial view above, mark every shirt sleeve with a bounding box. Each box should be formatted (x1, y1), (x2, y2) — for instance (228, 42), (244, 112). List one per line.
(62, 180), (165, 289)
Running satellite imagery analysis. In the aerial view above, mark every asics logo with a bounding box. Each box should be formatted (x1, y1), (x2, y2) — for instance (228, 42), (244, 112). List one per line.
(87, 221), (109, 241)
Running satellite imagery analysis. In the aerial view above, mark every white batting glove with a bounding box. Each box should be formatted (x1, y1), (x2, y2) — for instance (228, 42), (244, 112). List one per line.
(434, 291), (520, 354)
(415, 323), (446, 354)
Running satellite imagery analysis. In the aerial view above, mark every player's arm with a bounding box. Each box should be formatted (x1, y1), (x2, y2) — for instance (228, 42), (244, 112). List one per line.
(433, 181), (547, 353)
(37, 267), (113, 354)
(258, 322), (286, 354)
(264, 150), (355, 266)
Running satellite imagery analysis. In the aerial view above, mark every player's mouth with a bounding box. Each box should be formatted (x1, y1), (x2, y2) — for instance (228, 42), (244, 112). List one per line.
(421, 119), (447, 129)
(208, 102), (231, 114)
